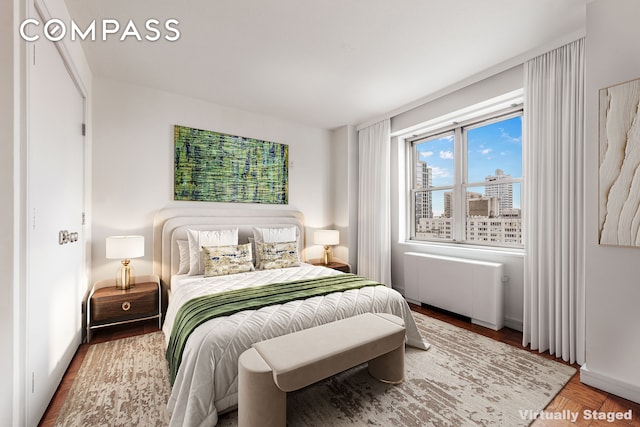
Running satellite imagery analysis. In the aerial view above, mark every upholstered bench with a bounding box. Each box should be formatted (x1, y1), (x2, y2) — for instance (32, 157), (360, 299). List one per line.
(237, 312), (406, 427)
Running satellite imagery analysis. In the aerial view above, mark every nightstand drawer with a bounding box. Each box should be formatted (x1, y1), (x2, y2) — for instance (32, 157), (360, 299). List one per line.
(91, 283), (159, 325)
(327, 263), (351, 273)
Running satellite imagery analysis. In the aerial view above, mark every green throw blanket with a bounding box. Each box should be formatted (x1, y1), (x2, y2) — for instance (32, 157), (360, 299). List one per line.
(166, 273), (382, 384)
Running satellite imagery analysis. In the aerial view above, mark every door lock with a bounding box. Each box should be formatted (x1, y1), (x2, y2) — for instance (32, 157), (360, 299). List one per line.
(58, 230), (79, 245)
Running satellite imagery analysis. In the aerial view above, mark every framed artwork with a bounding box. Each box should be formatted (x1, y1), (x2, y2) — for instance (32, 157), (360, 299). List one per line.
(598, 77), (640, 246)
(174, 125), (288, 204)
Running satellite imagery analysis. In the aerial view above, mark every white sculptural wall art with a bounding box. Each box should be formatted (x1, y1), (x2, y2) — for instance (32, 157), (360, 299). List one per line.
(599, 77), (640, 247)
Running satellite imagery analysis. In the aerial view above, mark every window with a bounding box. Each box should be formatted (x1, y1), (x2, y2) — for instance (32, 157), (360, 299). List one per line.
(409, 108), (523, 247)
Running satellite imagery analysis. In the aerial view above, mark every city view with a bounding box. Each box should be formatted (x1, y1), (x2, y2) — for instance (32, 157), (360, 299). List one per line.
(413, 115), (523, 246)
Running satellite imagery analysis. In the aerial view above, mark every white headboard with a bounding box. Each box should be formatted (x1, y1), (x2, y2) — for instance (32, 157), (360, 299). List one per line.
(152, 207), (305, 289)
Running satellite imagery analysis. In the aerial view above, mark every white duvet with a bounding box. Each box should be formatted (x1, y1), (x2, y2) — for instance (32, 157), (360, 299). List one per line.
(163, 263), (429, 427)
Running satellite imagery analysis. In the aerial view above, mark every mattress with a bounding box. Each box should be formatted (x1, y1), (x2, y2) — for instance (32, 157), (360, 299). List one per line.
(163, 263), (429, 427)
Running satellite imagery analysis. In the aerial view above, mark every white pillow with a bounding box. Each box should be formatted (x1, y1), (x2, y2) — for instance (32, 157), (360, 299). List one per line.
(248, 236), (257, 265)
(252, 226), (298, 243)
(176, 239), (190, 274)
(252, 226), (298, 265)
(187, 228), (239, 275)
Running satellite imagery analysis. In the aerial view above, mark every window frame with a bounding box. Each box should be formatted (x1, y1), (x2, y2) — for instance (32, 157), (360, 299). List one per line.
(408, 106), (524, 248)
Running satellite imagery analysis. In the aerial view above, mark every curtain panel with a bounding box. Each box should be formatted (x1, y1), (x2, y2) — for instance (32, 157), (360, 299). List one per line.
(357, 119), (392, 286)
(523, 38), (585, 364)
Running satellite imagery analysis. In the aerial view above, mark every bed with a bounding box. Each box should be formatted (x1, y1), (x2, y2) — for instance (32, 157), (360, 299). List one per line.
(153, 207), (429, 427)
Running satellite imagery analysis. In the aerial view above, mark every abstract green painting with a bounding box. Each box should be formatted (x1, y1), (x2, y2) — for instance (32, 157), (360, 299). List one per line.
(174, 125), (288, 204)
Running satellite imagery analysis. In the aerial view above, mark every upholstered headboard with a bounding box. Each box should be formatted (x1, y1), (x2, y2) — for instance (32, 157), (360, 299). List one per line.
(152, 207), (305, 290)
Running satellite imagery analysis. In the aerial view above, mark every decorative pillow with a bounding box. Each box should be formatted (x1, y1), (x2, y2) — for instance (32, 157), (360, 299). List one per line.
(187, 228), (239, 275)
(202, 243), (254, 277)
(252, 226), (298, 266)
(256, 241), (300, 270)
(177, 239), (190, 274)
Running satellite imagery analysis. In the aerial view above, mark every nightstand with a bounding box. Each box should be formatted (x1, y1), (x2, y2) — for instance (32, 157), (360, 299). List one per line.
(308, 258), (351, 273)
(87, 274), (161, 342)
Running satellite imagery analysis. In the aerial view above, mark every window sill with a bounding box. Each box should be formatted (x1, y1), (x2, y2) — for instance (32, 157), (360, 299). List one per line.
(398, 239), (524, 258)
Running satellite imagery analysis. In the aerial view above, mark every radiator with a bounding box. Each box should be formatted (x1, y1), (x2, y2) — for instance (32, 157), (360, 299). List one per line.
(404, 252), (504, 330)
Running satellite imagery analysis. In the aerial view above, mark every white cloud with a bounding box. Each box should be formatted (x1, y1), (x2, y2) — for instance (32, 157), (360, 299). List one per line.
(430, 166), (451, 179)
(499, 127), (522, 144)
(481, 148), (492, 155)
(420, 151), (434, 159)
(439, 150), (453, 159)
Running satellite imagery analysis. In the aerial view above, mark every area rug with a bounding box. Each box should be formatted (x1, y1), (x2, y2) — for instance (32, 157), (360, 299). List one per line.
(55, 332), (171, 426)
(56, 312), (575, 426)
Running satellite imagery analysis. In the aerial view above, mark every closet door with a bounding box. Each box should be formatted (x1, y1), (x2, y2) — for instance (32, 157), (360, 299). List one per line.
(26, 30), (85, 425)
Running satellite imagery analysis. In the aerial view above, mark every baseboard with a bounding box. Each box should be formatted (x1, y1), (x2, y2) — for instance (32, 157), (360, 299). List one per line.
(405, 297), (419, 306)
(581, 364), (640, 404)
(504, 316), (523, 332)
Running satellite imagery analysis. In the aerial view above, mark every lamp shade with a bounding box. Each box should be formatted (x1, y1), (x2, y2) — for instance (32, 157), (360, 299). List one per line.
(314, 230), (339, 246)
(106, 235), (144, 259)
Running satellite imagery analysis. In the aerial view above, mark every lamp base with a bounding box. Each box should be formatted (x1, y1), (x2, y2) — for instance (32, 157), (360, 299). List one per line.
(322, 246), (333, 265)
(116, 259), (135, 290)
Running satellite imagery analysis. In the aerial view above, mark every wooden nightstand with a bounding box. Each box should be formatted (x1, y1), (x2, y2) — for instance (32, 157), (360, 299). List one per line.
(87, 274), (161, 342)
(308, 258), (351, 273)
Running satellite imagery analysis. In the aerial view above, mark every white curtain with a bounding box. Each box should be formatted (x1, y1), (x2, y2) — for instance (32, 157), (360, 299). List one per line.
(357, 119), (391, 286)
(523, 38), (585, 364)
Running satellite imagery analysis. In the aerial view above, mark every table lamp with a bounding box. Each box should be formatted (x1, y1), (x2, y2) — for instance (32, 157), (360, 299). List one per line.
(106, 235), (144, 289)
(314, 230), (339, 265)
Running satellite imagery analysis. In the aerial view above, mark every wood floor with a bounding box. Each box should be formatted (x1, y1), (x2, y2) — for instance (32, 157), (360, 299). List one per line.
(39, 306), (639, 426)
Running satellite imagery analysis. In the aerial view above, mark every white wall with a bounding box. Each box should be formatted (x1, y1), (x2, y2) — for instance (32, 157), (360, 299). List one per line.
(330, 125), (358, 268)
(389, 65), (526, 330)
(92, 77), (334, 283)
(1, 0), (18, 424)
(581, 0), (640, 403)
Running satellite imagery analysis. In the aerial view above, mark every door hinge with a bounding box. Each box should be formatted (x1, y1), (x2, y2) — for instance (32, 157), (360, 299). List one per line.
(81, 123), (86, 136)
(82, 212), (86, 225)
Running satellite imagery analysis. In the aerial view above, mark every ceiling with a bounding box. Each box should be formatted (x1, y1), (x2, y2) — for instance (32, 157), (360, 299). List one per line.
(63, 0), (586, 130)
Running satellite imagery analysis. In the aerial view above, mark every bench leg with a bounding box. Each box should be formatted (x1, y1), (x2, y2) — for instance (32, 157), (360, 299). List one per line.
(367, 344), (405, 384)
(238, 348), (286, 427)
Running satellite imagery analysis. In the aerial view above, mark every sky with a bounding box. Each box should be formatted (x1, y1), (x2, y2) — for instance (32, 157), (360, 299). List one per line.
(416, 115), (522, 216)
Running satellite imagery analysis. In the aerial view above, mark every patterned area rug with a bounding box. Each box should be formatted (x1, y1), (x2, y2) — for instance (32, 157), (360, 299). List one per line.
(55, 332), (171, 426)
(56, 312), (575, 426)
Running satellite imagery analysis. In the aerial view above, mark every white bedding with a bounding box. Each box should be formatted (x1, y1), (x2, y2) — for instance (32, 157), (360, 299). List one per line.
(163, 263), (429, 427)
